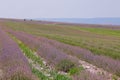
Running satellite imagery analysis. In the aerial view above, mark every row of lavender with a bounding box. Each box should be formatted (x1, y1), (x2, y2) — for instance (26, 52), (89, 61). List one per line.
(38, 36), (120, 76)
(8, 30), (77, 69)
(0, 27), (37, 80)
(8, 30), (120, 79)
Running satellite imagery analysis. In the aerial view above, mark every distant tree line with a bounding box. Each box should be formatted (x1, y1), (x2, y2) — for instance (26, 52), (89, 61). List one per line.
(24, 19), (33, 21)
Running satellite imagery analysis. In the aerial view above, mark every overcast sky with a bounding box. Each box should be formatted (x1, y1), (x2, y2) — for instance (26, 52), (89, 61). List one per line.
(0, 0), (120, 19)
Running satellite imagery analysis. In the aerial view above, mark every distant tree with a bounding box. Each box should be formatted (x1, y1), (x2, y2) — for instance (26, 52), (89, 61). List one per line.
(24, 19), (26, 21)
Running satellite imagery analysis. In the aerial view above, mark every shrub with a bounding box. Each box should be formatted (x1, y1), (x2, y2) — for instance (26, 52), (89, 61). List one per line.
(112, 75), (119, 80)
(69, 66), (84, 75)
(56, 59), (76, 72)
(54, 74), (71, 80)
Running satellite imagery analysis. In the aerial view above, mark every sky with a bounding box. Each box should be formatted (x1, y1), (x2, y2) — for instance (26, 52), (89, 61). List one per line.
(0, 0), (120, 19)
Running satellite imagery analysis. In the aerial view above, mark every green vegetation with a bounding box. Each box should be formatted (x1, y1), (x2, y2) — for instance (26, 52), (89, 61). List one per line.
(3, 21), (120, 59)
(32, 68), (50, 80)
(19, 42), (43, 65)
(69, 66), (84, 75)
(54, 74), (71, 80)
(11, 35), (43, 66)
(112, 75), (119, 80)
(70, 27), (120, 37)
(56, 59), (76, 72)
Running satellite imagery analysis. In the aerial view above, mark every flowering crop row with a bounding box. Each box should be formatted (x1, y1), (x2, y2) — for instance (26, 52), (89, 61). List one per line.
(0, 28), (37, 80)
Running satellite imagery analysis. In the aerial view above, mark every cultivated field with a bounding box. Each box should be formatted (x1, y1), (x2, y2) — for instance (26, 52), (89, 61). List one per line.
(0, 19), (120, 80)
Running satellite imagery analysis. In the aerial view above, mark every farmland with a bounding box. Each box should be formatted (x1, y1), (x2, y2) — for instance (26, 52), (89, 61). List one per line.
(0, 19), (120, 80)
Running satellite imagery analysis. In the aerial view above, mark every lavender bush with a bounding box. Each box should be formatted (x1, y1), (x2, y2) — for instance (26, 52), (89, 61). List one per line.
(0, 28), (37, 80)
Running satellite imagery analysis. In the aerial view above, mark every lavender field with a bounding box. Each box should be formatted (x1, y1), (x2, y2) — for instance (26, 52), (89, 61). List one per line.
(0, 19), (120, 80)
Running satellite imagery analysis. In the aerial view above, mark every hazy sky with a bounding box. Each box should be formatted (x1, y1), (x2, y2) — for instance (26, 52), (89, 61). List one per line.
(0, 0), (120, 19)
